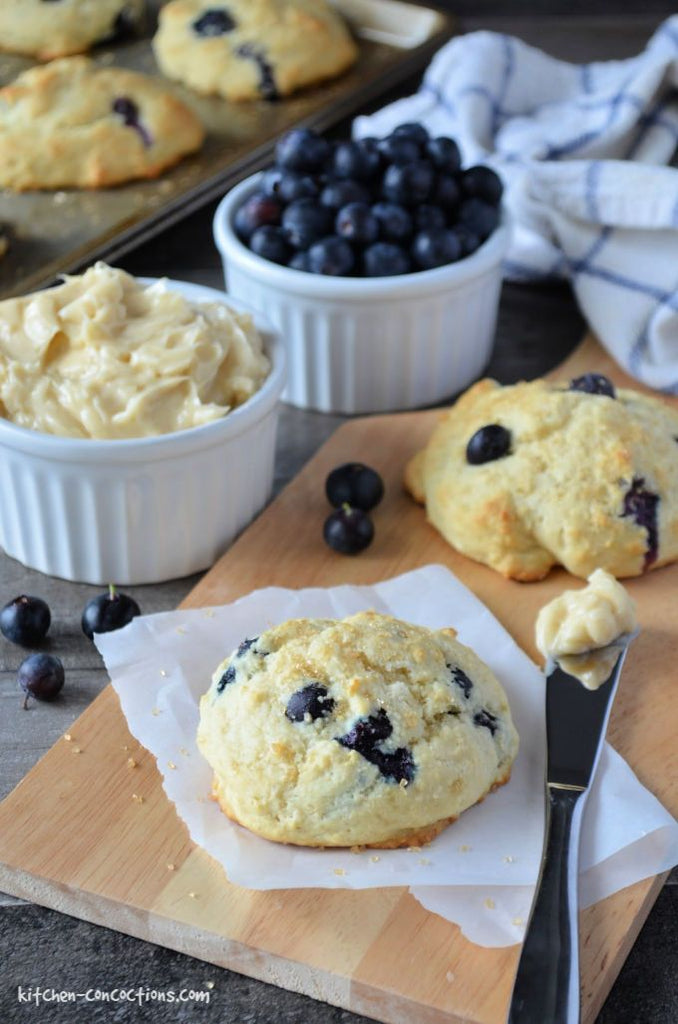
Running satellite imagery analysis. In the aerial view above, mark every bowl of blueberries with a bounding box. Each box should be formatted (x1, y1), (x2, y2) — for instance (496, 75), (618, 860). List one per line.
(214, 123), (509, 414)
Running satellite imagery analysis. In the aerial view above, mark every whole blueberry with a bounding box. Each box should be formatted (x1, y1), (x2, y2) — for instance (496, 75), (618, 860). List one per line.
(466, 424), (512, 464)
(461, 165), (503, 205)
(432, 173), (461, 213)
(426, 136), (462, 173)
(569, 373), (616, 398)
(457, 198), (500, 239)
(325, 463), (384, 511)
(454, 224), (482, 257)
(323, 505), (374, 555)
(288, 250), (310, 272)
(18, 653), (64, 708)
(192, 8), (236, 36)
(392, 122), (429, 147)
(414, 204), (447, 232)
(0, 595), (51, 647)
(261, 166), (284, 197)
(275, 171), (319, 203)
(371, 202), (413, 243)
(363, 242), (412, 277)
(233, 191), (282, 241)
(282, 198), (332, 249)
(332, 141), (374, 181)
(249, 225), (291, 265)
(382, 161), (434, 205)
(377, 135), (421, 166)
(307, 236), (355, 276)
(320, 178), (371, 210)
(412, 228), (462, 270)
(335, 203), (379, 246)
(354, 137), (382, 178)
(285, 683), (335, 722)
(275, 129), (330, 173)
(81, 586), (141, 639)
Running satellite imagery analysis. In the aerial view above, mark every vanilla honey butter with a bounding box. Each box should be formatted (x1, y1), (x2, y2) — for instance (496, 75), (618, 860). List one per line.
(0, 263), (270, 439)
(535, 568), (637, 689)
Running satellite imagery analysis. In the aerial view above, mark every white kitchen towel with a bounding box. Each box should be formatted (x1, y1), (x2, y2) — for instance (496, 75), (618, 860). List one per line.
(354, 17), (678, 393)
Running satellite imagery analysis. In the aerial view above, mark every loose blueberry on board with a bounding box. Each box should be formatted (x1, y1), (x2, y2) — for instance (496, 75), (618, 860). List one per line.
(466, 424), (512, 465)
(412, 228), (462, 270)
(281, 199), (332, 250)
(307, 237), (355, 276)
(363, 241), (411, 277)
(325, 463), (384, 511)
(335, 203), (379, 246)
(81, 585), (141, 640)
(249, 225), (291, 265)
(192, 9), (237, 36)
(233, 192), (282, 241)
(0, 595), (51, 647)
(569, 373), (616, 398)
(323, 505), (374, 555)
(18, 653), (64, 709)
(621, 477), (659, 568)
(285, 683), (336, 722)
(276, 129), (330, 173)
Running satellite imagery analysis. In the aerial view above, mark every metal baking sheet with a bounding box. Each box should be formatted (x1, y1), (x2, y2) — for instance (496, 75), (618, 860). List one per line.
(0, 0), (454, 300)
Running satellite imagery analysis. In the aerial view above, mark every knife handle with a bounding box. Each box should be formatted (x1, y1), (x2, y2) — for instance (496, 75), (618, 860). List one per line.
(507, 785), (586, 1024)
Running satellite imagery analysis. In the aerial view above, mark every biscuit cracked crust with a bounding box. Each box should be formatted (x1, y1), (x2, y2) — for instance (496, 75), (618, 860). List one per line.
(197, 612), (519, 848)
(0, 57), (205, 191)
(404, 376), (678, 581)
(0, 0), (145, 61)
(153, 0), (358, 102)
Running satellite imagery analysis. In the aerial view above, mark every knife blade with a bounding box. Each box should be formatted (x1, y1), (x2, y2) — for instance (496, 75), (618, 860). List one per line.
(507, 631), (637, 1024)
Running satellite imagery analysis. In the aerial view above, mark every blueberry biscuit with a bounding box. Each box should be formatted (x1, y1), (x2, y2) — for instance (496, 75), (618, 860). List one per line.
(0, 57), (205, 190)
(197, 611), (519, 848)
(405, 375), (678, 581)
(0, 0), (144, 61)
(152, 0), (358, 102)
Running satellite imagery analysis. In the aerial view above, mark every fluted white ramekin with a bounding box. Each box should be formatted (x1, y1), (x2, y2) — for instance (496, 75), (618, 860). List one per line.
(214, 173), (509, 414)
(0, 279), (285, 585)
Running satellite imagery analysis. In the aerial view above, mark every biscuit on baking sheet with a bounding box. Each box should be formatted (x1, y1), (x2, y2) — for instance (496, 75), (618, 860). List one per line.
(197, 611), (519, 848)
(0, 0), (145, 61)
(404, 375), (678, 581)
(0, 57), (205, 190)
(153, 0), (358, 102)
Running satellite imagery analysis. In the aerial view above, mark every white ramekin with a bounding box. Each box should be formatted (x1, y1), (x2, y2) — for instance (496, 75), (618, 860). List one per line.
(214, 173), (510, 414)
(0, 279), (285, 585)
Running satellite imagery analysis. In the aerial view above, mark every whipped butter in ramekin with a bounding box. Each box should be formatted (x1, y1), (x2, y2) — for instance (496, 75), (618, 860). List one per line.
(0, 262), (270, 439)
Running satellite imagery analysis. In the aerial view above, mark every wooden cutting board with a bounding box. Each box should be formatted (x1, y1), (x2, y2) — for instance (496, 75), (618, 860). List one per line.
(0, 335), (676, 1024)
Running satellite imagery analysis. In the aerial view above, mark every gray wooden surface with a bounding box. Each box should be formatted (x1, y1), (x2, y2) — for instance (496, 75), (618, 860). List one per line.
(2, 11), (678, 1024)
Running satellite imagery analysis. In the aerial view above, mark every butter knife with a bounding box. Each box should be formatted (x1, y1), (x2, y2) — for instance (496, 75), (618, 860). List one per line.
(507, 632), (637, 1024)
